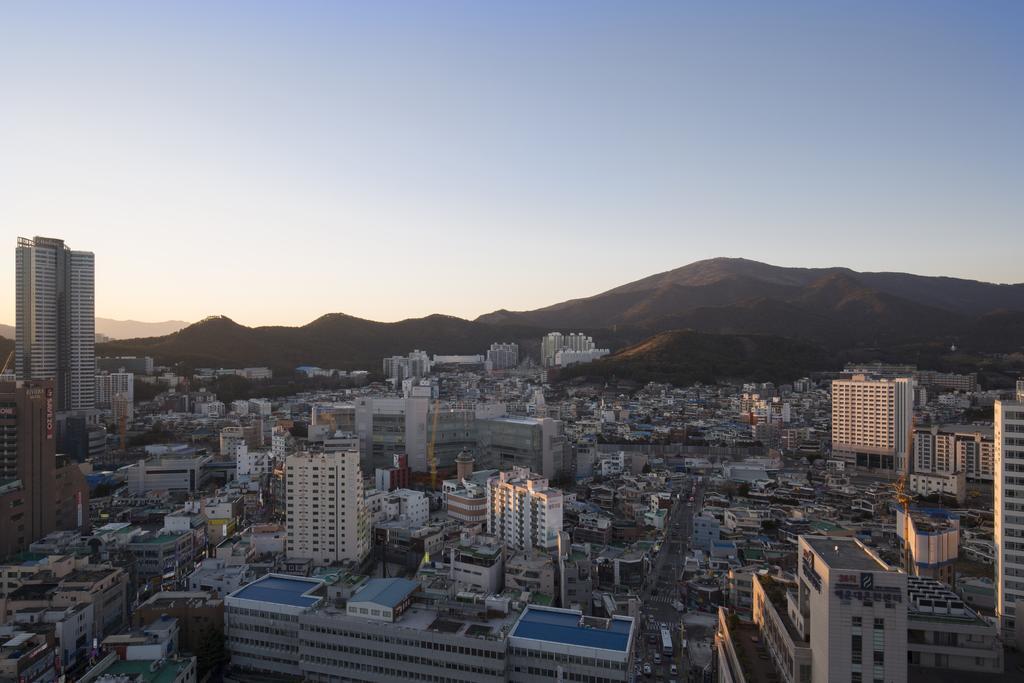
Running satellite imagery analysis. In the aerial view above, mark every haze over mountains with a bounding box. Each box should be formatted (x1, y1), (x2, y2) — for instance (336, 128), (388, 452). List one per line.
(5, 259), (1022, 379)
(0, 318), (188, 341)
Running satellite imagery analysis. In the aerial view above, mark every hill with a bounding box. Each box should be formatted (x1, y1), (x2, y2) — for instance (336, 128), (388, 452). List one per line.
(477, 258), (1024, 350)
(560, 329), (834, 385)
(97, 314), (550, 373)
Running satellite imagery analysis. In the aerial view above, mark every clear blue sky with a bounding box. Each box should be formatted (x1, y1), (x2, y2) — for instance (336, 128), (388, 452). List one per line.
(2, 1), (1021, 326)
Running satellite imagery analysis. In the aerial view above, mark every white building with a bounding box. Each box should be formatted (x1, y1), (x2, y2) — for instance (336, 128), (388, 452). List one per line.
(831, 375), (914, 473)
(285, 449), (369, 566)
(486, 342), (519, 370)
(15, 236), (96, 411)
(995, 390), (1024, 645)
(486, 467), (564, 552)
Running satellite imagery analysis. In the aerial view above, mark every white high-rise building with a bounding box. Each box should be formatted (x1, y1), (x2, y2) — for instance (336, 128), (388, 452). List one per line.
(486, 467), (564, 552)
(15, 236), (96, 411)
(831, 375), (914, 473)
(286, 449), (369, 566)
(995, 385), (1024, 644)
(95, 371), (133, 408)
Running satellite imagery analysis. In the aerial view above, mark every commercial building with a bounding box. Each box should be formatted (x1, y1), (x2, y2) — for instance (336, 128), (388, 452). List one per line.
(0, 380), (89, 557)
(507, 606), (635, 682)
(124, 451), (213, 494)
(15, 236), (96, 411)
(477, 416), (566, 480)
(995, 389), (1024, 645)
(486, 468), (564, 552)
(285, 449), (370, 566)
(831, 375), (914, 473)
(97, 355), (154, 375)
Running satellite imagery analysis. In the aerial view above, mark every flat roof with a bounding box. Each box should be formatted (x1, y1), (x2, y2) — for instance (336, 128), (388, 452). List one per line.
(350, 578), (418, 609)
(230, 574), (323, 608)
(805, 537), (887, 571)
(511, 606), (632, 652)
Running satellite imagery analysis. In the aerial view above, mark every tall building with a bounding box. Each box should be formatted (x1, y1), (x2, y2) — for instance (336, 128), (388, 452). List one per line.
(476, 416), (566, 480)
(0, 380), (89, 556)
(486, 467), (564, 552)
(540, 332), (608, 368)
(15, 236), (96, 412)
(995, 386), (1024, 644)
(285, 449), (369, 566)
(831, 375), (914, 473)
(486, 342), (519, 370)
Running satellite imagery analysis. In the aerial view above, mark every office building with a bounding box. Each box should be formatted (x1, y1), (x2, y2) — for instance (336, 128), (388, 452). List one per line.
(995, 388), (1024, 644)
(507, 606), (634, 682)
(486, 467), (564, 552)
(831, 375), (914, 473)
(285, 449), (369, 566)
(0, 380), (89, 557)
(477, 416), (566, 480)
(15, 236), (95, 411)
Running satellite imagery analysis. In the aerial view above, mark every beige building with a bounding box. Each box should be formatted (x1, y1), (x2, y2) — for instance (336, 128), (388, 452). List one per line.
(913, 424), (994, 481)
(486, 467), (564, 552)
(285, 449), (369, 566)
(831, 375), (913, 473)
(995, 390), (1024, 645)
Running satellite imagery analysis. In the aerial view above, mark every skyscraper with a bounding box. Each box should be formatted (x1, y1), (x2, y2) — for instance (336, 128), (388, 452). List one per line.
(15, 236), (96, 412)
(995, 382), (1024, 645)
(831, 375), (914, 473)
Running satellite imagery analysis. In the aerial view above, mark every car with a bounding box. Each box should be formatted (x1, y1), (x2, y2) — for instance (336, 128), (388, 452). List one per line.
(654, 654), (662, 664)
(643, 663), (652, 676)
(671, 664), (678, 675)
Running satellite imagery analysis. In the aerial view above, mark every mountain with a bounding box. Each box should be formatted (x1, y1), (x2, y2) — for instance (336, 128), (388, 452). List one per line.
(560, 329), (833, 385)
(0, 319), (188, 341)
(97, 314), (549, 373)
(477, 258), (1024, 351)
(96, 318), (189, 339)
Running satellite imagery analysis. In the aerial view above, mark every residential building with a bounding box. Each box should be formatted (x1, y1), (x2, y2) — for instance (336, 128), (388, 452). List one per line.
(486, 342), (519, 370)
(15, 236), (96, 411)
(486, 467), (564, 552)
(995, 391), (1024, 645)
(285, 449), (370, 566)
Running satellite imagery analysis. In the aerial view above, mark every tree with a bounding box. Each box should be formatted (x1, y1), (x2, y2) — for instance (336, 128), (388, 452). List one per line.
(642, 463), (653, 474)
(737, 482), (751, 498)
(194, 624), (226, 676)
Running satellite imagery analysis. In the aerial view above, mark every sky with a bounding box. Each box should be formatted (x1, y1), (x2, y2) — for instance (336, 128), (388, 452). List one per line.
(2, 1), (1022, 327)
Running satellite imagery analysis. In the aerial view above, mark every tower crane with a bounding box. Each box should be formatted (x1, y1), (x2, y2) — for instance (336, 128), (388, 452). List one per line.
(0, 350), (13, 376)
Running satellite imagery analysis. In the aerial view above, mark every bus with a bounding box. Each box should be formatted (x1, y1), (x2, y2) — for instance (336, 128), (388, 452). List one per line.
(660, 627), (673, 657)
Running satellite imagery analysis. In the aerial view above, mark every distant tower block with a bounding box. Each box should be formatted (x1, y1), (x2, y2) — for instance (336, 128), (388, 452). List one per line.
(455, 447), (475, 482)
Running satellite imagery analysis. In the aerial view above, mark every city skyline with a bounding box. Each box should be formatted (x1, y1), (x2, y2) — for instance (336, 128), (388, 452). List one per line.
(3, 2), (1023, 327)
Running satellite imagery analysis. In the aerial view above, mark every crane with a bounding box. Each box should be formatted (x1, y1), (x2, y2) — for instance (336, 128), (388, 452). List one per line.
(0, 350), (13, 376)
(894, 474), (912, 573)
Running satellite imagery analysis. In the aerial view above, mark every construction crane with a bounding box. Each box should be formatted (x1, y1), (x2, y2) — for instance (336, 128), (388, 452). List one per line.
(0, 350), (13, 376)
(894, 474), (912, 573)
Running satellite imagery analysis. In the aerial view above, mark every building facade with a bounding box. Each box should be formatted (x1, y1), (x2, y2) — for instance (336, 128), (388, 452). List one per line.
(831, 375), (914, 473)
(995, 391), (1024, 644)
(15, 236), (96, 412)
(286, 449), (370, 566)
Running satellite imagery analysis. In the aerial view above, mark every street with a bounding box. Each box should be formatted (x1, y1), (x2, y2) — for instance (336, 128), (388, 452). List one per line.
(634, 475), (703, 681)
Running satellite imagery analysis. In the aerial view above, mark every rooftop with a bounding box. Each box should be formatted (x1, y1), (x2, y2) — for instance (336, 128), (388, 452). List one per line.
(804, 537), (887, 571)
(350, 578), (419, 609)
(93, 657), (193, 683)
(510, 606), (633, 653)
(229, 574), (324, 608)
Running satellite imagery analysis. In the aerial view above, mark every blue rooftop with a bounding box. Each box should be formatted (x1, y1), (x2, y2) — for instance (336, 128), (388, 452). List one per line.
(511, 606), (633, 652)
(230, 575), (323, 608)
(350, 578), (419, 609)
